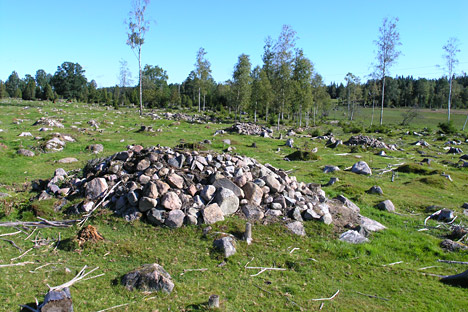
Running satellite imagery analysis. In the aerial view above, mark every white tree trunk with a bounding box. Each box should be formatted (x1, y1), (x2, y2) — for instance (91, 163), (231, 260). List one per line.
(139, 47), (143, 116)
(380, 76), (386, 126)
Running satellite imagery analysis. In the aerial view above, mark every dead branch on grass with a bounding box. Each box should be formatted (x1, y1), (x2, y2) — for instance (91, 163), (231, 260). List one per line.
(0, 238), (22, 251)
(48, 265), (102, 291)
(0, 261), (34, 268)
(310, 290), (340, 301)
(244, 257), (287, 277)
(437, 259), (468, 265)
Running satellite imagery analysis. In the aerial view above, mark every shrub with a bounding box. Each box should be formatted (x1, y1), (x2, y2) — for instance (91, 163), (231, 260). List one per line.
(286, 150), (321, 161)
(438, 121), (457, 134)
(339, 121), (363, 134)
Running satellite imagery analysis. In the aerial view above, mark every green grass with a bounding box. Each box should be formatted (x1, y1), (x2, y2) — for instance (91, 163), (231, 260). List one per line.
(1, 99), (468, 311)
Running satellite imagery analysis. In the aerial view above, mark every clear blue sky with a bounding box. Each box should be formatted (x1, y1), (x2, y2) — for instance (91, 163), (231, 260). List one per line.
(0, 0), (467, 87)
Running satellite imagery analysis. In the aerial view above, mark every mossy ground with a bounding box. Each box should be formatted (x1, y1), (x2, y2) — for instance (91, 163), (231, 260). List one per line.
(0, 99), (467, 311)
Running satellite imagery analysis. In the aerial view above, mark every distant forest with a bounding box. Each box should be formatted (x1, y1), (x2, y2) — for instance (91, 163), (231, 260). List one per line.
(1, 23), (467, 125)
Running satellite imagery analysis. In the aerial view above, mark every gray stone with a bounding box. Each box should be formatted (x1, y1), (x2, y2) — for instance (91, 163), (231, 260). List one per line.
(335, 195), (360, 213)
(215, 188), (239, 216)
(324, 177), (339, 186)
(242, 182), (263, 206)
(376, 200), (395, 212)
(303, 208), (321, 220)
(87, 144), (104, 154)
(213, 178), (244, 198)
(339, 230), (369, 244)
(127, 190), (139, 206)
(351, 161), (372, 175)
(201, 185), (216, 202)
(161, 191), (182, 210)
(265, 209), (283, 217)
(286, 221), (306, 236)
(17, 148), (35, 157)
(155, 180), (170, 195)
(241, 204), (264, 220)
(147, 208), (165, 226)
(367, 185), (383, 195)
(359, 215), (386, 232)
(184, 214), (198, 225)
(202, 203), (225, 225)
(54, 168), (67, 177)
(432, 208), (455, 222)
(165, 210), (185, 228)
(85, 178), (108, 200)
(290, 207), (303, 221)
(58, 157), (78, 164)
(144, 181), (159, 199)
(323, 165), (340, 173)
(213, 236), (236, 258)
(122, 263), (174, 293)
(285, 138), (294, 148)
(320, 213), (333, 225)
(139, 197), (158, 212)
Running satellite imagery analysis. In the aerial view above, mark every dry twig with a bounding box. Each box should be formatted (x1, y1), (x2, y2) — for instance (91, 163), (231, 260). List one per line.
(382, 261), (403, 267)
(0, 230), (21, 237)
(437, 259), (468, 265)
(11, 247), (33, 261)
(0, 238), (22, 251)
(310, 290), (340, 301)
(244, 258), (286, 277)
(48, 265), (102, 291)
(0, 261), (34, 268)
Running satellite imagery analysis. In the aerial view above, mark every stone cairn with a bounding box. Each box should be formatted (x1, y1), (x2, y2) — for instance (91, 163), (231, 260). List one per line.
(38, 145), (381, 234)
(225, 122), (273, 137)
(344, 134), (397, 150)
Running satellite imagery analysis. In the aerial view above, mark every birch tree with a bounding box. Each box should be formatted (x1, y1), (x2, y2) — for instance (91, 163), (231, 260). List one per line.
(442, 37), (460, 122)
(126, 0), (150, 116)
(374, 17), (402, 125)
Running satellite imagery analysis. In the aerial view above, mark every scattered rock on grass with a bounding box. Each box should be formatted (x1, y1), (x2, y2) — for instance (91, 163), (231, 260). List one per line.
(122, 263), (174, 293)
(17, 148), (35, 157)
(339, 230), (369, 244)
(376, 200), (395, 212)
(213, 236), (236, 258)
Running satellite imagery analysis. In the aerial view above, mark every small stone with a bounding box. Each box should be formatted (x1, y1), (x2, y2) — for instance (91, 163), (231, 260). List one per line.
(367, 185), (383, 195)
(136, 159), (151, 171)
(376, 200), (395, 212)
(155, 180), (170, 195)
(264, 174), (282, 193)
(339, 230), (369, 244)
(201, 185), (216, 202)
(323, 165), (340, 173)
(147, 208), (165, 226)
(241, 204), (264, 220)
(242, 182), (263, 206)
(167, 173), (184, 189)
(213, 236), (236, 258)
(17, 149), (35, 157)
(58, 157), (78, 164)
(86, 144), (104, 154)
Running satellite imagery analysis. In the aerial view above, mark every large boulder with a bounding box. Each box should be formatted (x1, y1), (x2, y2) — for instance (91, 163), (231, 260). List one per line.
(215, 188), (239, 216)
(351, 161), (372, 175)
(213, 178), (244, 198)
(122, 263), (174, 293)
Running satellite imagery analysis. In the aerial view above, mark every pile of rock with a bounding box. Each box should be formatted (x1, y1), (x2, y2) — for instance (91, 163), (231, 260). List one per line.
(147, 112), (217, 124)
(225, 122), (273, 137)
(344, 135), (396, 150)
(43, 133), (76, 152)
(33, 117), (64, 128)
(36, 146), (384, 238)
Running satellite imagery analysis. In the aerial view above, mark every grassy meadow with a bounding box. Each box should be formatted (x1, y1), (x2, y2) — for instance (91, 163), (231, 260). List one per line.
(0, 99), (468, 311)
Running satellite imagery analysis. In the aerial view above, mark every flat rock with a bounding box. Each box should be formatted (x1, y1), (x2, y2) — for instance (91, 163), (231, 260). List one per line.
(335, 195), (360, 213)
(359, 215), (386, 232)
(167, 173), (184, 189)
(213, 178), (244, 198)
(58, 157), (78, 164)
(286, 221), (306, 236)
(17, 148), (35, 157)
(122, 263), (174, 293)
(367, 185), (383, 195)
(339, 230), (369, 244)
(86, 144), (104, 154)
(323, 165), (340, 173)
(139, 197), (158, 212)
(264, 174), (282, 193)
(147, 208), (166, 226)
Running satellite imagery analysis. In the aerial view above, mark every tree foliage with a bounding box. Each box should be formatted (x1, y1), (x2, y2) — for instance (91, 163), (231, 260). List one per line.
(51, 62), (87, 100)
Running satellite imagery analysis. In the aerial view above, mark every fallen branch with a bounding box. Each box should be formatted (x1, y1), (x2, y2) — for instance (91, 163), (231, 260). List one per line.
(0, 219), (78, 228)
(78, 180), (122, 227)
(382, 261), (403, 267)
(49, 265), (101, 291)
(24, 227), (37, 240)
(289, 247), (300, 254)
(0, 230), (22, 237)
(418, 265), (440, 270)
(310, 290), (340, 301)
(97, 303), (130, 312)
(11, 247), (33, 261)
(244, 257), (287, 277)
(0, 238), (22, 251)
(0, 261), (34, 268)
(354, 291), (389, 301)
(180, 268), (208, 276)
(29, 263), (54, 273)
(437, 259), (468, 265)
(424, 209), (442, 226)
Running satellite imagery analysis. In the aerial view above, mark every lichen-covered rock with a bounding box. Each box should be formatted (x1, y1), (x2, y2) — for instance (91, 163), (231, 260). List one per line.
(122, 263), (174, 293)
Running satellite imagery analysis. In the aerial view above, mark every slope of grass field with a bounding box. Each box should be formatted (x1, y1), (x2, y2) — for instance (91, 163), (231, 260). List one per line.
(0, 99), (467, 311)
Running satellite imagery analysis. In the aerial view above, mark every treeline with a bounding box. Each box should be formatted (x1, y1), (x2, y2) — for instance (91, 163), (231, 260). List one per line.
(1, 24), (466, 126)
(328, 75), (468, 113)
